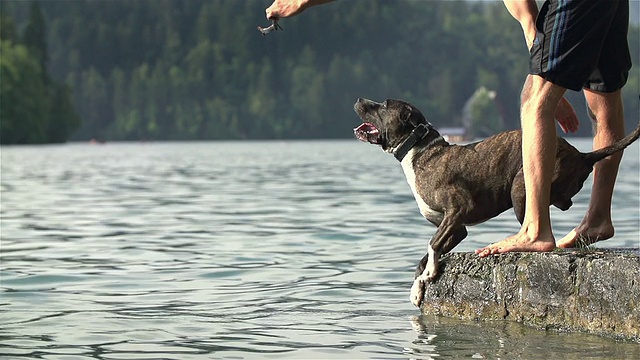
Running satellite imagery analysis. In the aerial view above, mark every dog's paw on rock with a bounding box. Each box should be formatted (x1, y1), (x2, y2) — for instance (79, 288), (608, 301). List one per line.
(411, 269), (439, 307)
(410, 278), (425, 307)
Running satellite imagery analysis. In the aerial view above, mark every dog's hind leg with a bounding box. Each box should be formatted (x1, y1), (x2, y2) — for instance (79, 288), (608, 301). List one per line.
(511, 171), (526, 224)
(410, 221), (467, 307)
(552, 197), (573, 211)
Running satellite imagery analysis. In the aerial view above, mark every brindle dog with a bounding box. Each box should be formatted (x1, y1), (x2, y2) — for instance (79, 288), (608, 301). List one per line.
(353, 98), (640, 307)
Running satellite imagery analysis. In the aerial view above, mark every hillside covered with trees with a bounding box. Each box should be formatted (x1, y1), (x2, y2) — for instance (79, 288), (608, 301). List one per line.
(1, 2), (80, 144)
(2, 0), (639, 142)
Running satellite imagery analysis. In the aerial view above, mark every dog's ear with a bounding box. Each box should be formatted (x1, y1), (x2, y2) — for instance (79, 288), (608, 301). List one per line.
(401, 104), (415, 126)
(407, 105), (429, 127)
(404, 104), (424, 127)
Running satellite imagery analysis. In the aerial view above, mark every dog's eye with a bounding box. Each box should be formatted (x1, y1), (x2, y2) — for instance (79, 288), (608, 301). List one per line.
(382, 101), (388, 109)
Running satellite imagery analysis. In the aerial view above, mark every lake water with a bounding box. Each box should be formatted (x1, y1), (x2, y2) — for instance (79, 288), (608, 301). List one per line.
(1, 139), (639, 359)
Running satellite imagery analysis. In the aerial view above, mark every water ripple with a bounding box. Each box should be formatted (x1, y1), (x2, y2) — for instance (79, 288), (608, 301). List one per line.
(1, 140), (638, 359)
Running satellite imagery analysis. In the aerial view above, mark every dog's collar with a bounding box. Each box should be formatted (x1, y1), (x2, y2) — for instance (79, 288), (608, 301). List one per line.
(393, 123), (431, 161)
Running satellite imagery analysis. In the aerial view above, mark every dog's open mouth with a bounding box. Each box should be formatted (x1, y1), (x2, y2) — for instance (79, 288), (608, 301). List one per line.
(354, 122), (380, 144)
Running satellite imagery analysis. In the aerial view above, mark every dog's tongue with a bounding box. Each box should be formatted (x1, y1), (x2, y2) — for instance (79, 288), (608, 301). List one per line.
(354, 122), (380, 143)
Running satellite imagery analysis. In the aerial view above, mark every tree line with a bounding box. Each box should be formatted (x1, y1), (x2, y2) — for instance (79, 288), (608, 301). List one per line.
(2, 0), (638, 143)
(1, 2), (80, 144)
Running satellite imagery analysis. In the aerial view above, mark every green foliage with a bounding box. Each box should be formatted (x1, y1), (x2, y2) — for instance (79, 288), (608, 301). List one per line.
(0, 41), (48, 143)
(22, 1), (48, 77)
(2, 0), (638, 141)
(0, 13), (18, 42)
(48, 82), (81, 143)
(1, 1), (80, 144)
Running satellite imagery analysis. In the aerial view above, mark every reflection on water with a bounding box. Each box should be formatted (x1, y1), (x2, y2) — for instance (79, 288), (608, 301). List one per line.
(1, 140), (639, 359)
(408, 315), (640, 359)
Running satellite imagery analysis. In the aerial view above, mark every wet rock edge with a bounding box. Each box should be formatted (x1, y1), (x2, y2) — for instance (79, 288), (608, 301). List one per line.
(420, 248), (640, 342)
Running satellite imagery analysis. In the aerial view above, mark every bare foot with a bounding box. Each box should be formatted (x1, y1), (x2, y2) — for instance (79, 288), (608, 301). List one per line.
(557, 224), (614, 248)
(475, 232), (556, 258)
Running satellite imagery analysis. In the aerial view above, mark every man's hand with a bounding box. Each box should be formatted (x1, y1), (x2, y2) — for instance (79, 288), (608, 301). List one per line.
(266, 0), (335, 20)
(555, 97), (579, 133)
(266, 0), (304, 19)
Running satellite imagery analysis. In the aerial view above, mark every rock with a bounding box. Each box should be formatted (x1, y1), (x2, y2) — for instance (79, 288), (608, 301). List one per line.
(420, 248), (640, 342)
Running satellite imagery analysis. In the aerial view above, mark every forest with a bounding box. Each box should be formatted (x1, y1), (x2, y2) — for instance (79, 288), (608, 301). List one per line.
(2, 0), (639, 143)
(1, 2), (80, 144)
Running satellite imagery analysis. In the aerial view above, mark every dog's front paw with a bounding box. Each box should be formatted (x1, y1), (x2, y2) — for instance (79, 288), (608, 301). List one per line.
(410, 277), (425, 307)
(411, 267), (439, 307)
(411, 247), (441, 307)
(424, 259), (439, 282)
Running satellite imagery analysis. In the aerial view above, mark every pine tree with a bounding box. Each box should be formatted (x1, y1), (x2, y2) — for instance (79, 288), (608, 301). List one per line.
(0, 3), (81, 144)
(22, 1), (48, 82)
(0, 13), (18, 43)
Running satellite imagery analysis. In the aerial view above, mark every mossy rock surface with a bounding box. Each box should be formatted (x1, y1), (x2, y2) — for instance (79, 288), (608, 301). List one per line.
(421, 248), (640, 342)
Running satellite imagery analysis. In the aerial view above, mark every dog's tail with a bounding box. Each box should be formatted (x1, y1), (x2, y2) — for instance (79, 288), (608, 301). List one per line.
(583, 120), (640, 165)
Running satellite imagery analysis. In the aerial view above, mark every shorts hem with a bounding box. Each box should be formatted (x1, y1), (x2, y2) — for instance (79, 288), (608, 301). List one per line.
(528, 71), (583, 92)
(529, 71), (629, 93)
(583, 76), (629, 93)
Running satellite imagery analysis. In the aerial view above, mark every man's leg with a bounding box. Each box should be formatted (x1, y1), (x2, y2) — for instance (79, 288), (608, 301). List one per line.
(557, 89), (625, 248)
(476, 75), (563, 257)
